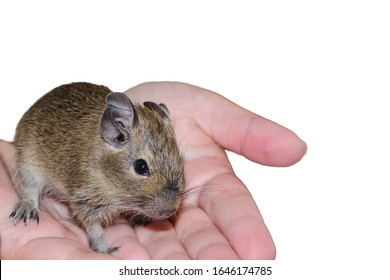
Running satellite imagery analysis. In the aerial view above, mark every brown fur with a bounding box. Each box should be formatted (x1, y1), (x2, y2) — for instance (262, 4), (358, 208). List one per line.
(11, 82), (184, 253)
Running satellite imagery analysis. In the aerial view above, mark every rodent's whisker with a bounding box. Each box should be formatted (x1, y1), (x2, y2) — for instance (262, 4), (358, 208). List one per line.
(181, 181), (230, 201)
(176, 127), (191, 159)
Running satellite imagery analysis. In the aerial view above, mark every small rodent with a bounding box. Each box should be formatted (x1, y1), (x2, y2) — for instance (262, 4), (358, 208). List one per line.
(10, 82), (184, 254)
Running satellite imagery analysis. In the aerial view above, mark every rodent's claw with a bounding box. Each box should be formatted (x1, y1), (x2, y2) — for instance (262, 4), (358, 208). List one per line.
(107, 246), (120, 254)
(10, 200), (40, 225)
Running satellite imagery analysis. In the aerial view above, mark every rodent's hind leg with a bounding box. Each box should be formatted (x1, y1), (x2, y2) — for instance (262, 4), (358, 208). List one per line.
(10, 164), (47, 225)
(84, 223), (120, 254)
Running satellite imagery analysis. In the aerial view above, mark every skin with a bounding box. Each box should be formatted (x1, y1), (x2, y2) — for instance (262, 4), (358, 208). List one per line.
(0, 82), (306, 259)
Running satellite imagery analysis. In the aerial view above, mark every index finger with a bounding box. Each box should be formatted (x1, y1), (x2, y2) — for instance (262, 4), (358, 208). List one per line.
(126, 82), (307, 167)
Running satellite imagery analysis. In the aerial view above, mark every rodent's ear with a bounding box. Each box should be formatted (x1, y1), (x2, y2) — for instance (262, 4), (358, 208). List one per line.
(100, 92), (138, 148)
(143, 101), (170, 120)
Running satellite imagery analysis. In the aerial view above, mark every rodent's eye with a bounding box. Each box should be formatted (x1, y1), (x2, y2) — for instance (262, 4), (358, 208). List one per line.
(133, 159), (150, 176)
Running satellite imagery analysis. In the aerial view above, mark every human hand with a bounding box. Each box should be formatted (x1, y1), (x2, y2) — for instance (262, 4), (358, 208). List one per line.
(0, 82), (306, 259)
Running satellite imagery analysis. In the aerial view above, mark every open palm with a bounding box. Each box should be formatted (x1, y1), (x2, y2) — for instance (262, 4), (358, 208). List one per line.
(0, 82), (306, 259)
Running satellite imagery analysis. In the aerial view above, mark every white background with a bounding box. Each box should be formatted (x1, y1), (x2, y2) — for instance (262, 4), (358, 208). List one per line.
(1, 0), (389, 279)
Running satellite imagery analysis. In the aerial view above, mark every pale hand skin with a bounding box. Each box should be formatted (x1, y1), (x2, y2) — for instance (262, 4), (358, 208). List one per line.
(0, 82), (306, 259)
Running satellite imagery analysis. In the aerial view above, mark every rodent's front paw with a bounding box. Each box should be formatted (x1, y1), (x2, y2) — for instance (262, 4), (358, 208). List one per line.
(10, 200), (40, 225)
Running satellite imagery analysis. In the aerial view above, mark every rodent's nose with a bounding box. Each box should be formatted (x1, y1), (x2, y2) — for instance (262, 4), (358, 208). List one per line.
(154, 194), (179, 219)
(160, 207), (177, 217)
(163, 183), (180, 200)
(151, 183), (181, 219)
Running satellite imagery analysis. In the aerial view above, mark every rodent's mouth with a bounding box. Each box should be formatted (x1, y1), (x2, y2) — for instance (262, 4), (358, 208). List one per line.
(118, 195), (181, 222)
(141, 206), (178, 221)
(126, 207), (178, 226)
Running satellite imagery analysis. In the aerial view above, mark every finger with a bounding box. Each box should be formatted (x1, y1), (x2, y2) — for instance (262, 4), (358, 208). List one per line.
(174, 205), (240, 259)
(0, 140), (17, 193)
(198, 173), (276, 259)
(5, 237), (119, 259)
(190, 88), (307, 167)
(134, 221), (190, 259)
(124, 82), (307, 167)
(183, 154), (275, 259)
(104, 220), (151, 260)
(0, 140), (22, 224)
